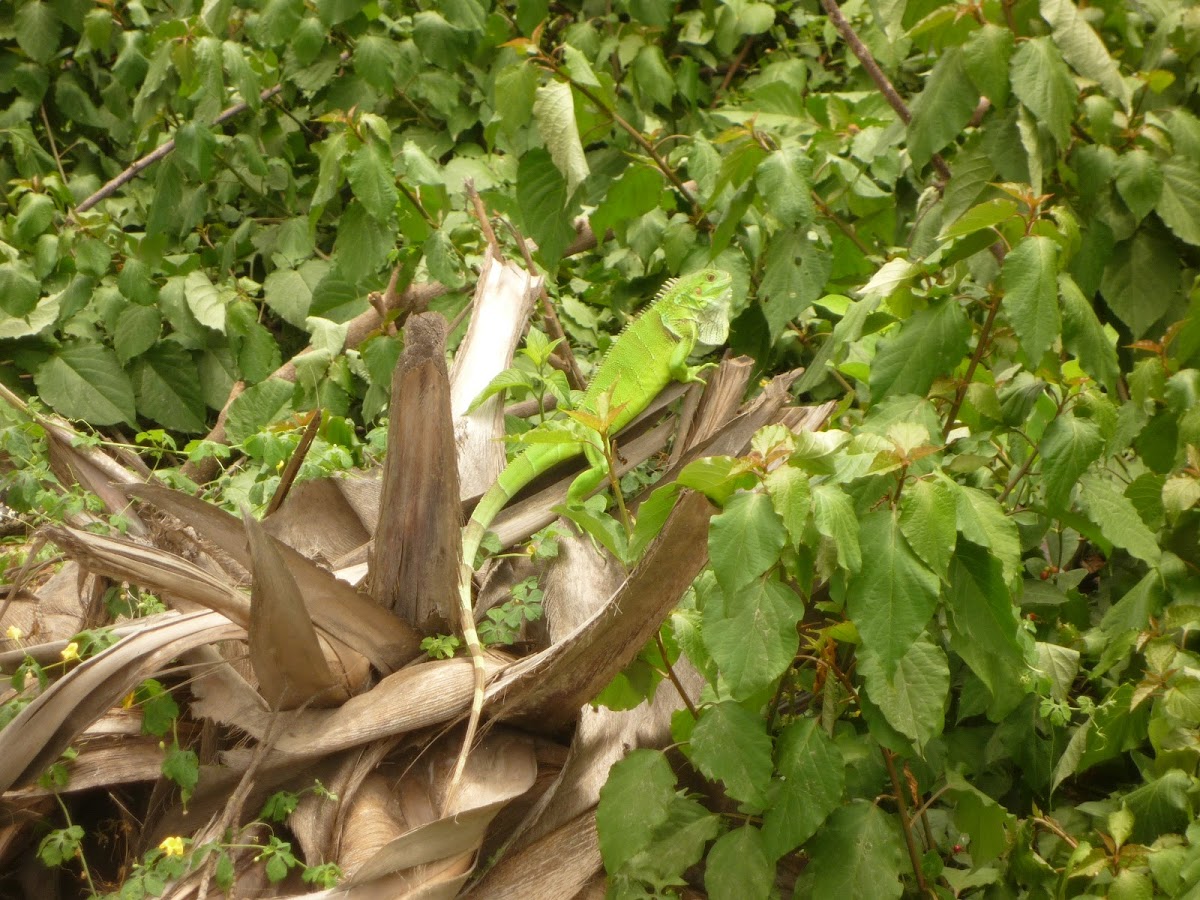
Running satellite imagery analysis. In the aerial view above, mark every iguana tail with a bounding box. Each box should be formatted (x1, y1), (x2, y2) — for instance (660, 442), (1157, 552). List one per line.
(443, 442), (577, 813)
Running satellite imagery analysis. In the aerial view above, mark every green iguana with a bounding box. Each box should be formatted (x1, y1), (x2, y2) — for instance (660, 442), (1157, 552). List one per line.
(444, 267), (733, 809)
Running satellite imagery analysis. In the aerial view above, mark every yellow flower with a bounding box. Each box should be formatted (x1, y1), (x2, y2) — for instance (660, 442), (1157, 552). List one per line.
(159, 836), (186, 857)
(5, 625), (22, 641)
(60, 641), (80, 661)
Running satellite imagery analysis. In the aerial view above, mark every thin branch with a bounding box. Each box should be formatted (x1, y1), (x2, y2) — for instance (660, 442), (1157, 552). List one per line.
(547, 61), (706, 223)
(264, 410), (321, 515)
(465, 178), (499, 252)
(503, 218), (587, 392)
(655, 633), (699, 720)
(883, 748), (930, 894)
(715, 37), (756, 100)
(74, 83), (284, 214)
(943, 295), (1001, 441)
(39, 104), (68, 185)
(819, 0), (952, 184)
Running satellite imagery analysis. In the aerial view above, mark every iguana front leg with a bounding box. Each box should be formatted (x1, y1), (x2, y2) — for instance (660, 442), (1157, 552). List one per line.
(665, 321), (713, 384)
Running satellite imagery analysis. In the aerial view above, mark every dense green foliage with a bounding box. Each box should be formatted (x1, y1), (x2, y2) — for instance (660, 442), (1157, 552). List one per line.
(5, 0), (1200, 896)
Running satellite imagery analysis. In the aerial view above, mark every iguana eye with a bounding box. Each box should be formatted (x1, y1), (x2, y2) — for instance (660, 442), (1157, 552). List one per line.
(706, 273), (715, 281)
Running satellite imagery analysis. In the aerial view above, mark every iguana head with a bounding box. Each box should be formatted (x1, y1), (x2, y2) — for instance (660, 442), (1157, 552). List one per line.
(666, 268), (733, 346)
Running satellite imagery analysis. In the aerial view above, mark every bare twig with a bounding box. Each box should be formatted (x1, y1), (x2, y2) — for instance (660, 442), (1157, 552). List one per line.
(39, 104), (68, 185)
(883, 747), (930, 894)
(819, 0), (952, 184)
(264, 410), (321, 516)
(547, 62), (707, 223)
(715, 37), (756, 100)
(504, 218), (587, 391)
(943, 296), (1000, 440)
(74, 83), (284, 214)
(465, 178), (499, 252)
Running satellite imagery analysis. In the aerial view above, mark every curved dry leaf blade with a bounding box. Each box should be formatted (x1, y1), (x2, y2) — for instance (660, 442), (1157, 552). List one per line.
(42, 524), (250, 624)
(347, 733), (537, 886)
(0, 611), (244, 792)
(125, 483), (421, 672)
(244, 512), (347, 709)
(472, 810), (600, 898)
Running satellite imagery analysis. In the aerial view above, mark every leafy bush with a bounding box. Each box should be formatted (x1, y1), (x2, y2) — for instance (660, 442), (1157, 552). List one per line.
(3, 0), (1200, 896)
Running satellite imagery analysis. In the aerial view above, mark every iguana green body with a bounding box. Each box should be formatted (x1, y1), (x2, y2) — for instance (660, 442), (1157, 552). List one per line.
(443, 267), (733, 810)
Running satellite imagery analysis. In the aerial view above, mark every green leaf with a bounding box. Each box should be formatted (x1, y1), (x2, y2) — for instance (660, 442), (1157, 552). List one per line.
(412, 10), (467, 66)
(0, 261), (41, 317)
(708, 491), (787, 594)
(1123, 770), (1193, 844)
(75, 238), (112, 278)
(14, 193), (56, 245)
(1114, 149), (1162, 222)
(517, 149), (576, 267)
(899, 477), (956, 581)
(1078, 475), (1161, 566)
(704, 577), (804, 699)
(633, 44), (675, 109)
(962, 24), (1013, 105)
(1040, 0), (1131, 110)
(131, 344), (207, 433)
(138, 680), (180, 737)
(946, 772), (1012, 865)
(346, 141), (398, 223)
(516, 0), (548, 32)
(622, 797), (720, 888)
(423, 231), (464, 289)
(953, 484), (1021, 584)
(759, 231), (830, 343)
(596, 750), (677, 873)
(533, 80), (589, 195)
(353, 34), (399, 90)
(754, 147), (814, 228)
(224, 379), (296, 444)
(228, 303), (282, 383)
(1009, 37), (1077, 146)
(801, 801), (906, 900)
(811, 484), (861, 573)
(690, 701), (773, 810)
(705, 827), (773, 900)
(441, 0), (486, 31)
(907, 48), (979, 168)
(629, 482), (683, 560)
(175, 123), (217, 180)
(869, 298), (970, 402)
(1039, 413), (1103, 513)
(1100, 228), (1179, 338)
(494, 61), (538, 135)
(847, 509), (940, 678)
(262, 268), (314, 330)
(762, 719), (844, 860)
(38, 826), (84, 868)
(183, 271), (227, 333)
(590, 165), (663, 241)
(859, 633), (949, 750)
(162, 742), (199, 802)
(16, 1), (62, 64)
(35, 344), (137, 426)
(1002, 236), (1060, 365)
(1100, 570), (1163, 636)
(1156, 156), (1200, 248)
(1059, 273), (1119, 393)
(764, 465), (810, 550)
(334, 201), (393, 278)
(939, 197), (1019, 241)
(113, 304), (161, 365)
